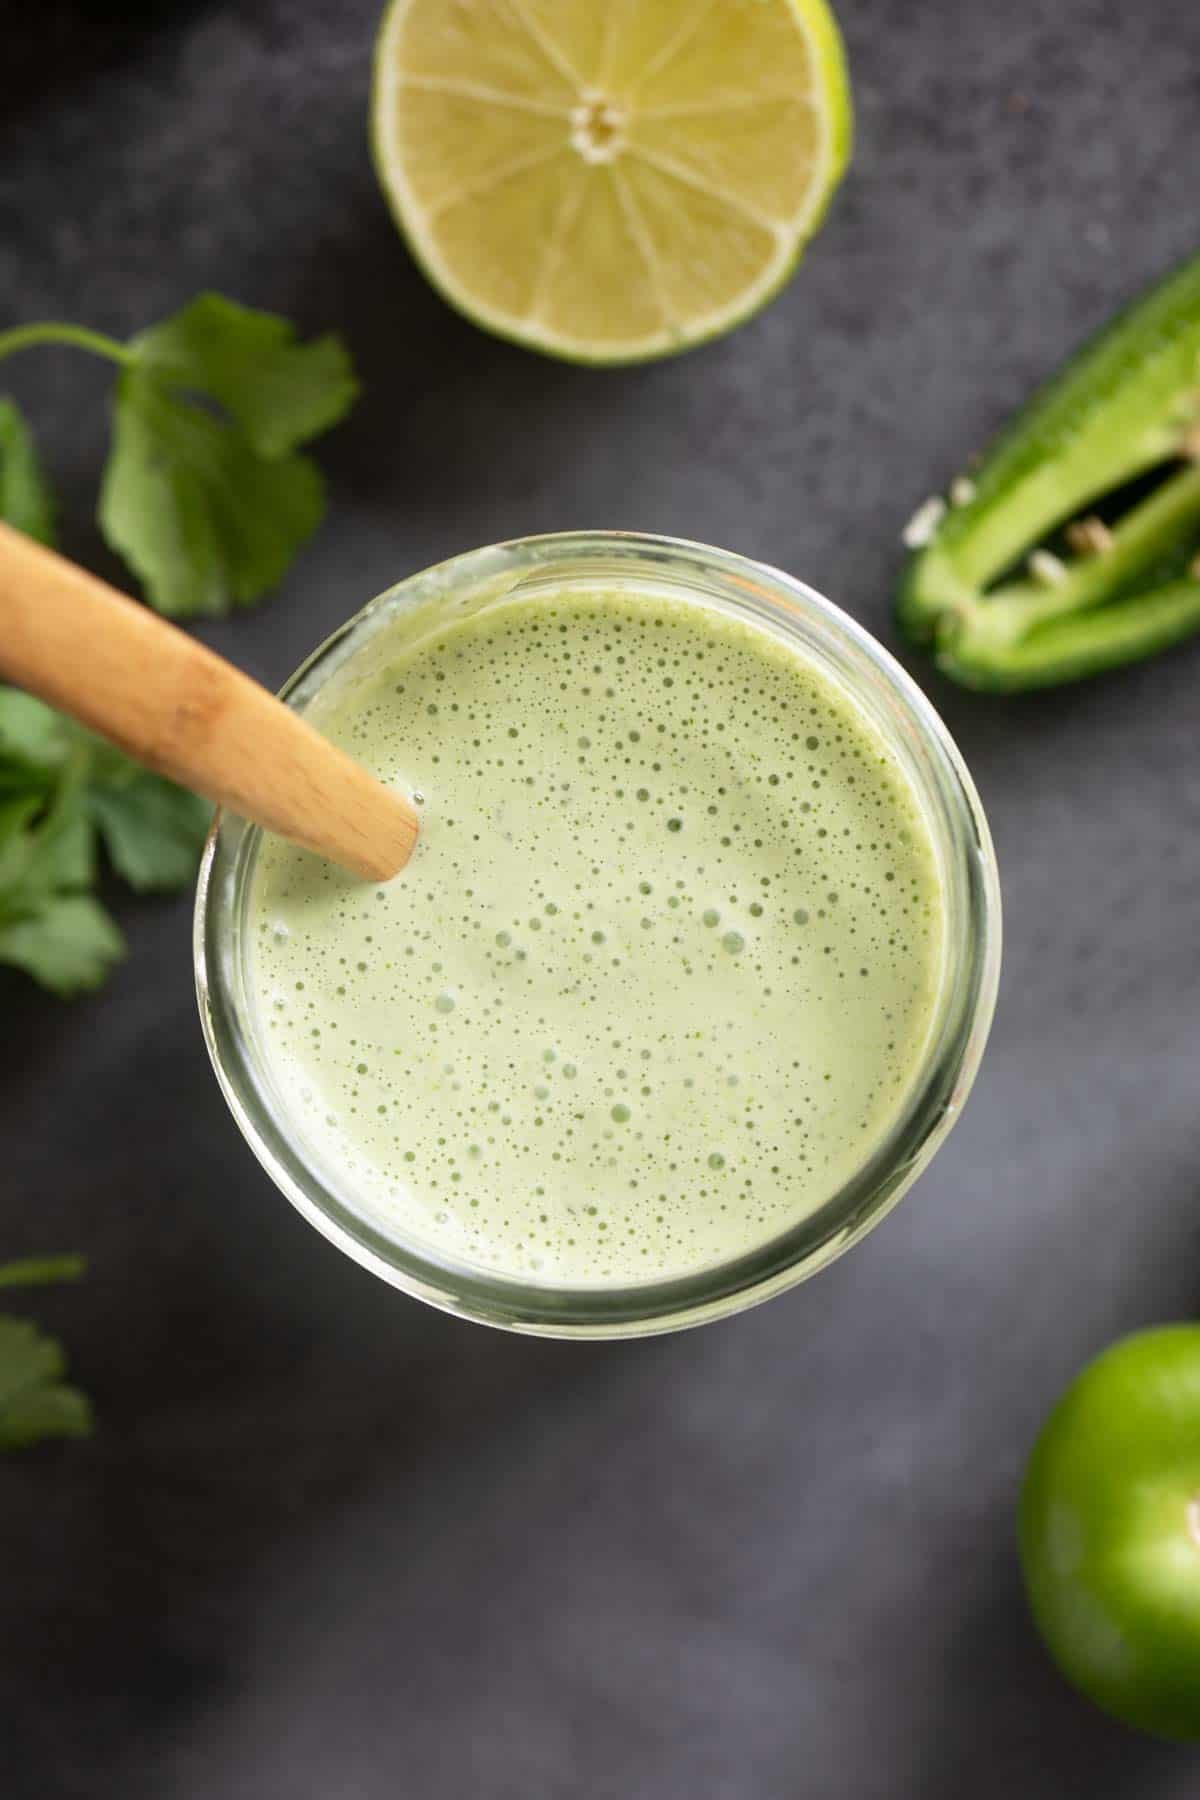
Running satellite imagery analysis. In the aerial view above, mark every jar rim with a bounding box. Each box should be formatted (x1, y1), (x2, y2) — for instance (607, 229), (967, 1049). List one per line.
(195, 531), (1001, 1338)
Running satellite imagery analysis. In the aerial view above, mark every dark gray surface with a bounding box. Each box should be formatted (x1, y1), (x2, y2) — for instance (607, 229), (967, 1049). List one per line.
(3, 0), (1200, 1792)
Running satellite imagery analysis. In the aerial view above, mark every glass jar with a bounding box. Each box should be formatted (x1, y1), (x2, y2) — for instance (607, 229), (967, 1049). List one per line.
(195, 532), (1001, 1338)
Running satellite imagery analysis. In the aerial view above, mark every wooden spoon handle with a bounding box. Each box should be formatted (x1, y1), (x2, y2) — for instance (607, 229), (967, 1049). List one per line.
(0, 521), (417, 881)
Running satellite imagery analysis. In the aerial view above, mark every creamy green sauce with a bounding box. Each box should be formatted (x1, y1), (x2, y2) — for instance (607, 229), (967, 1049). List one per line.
(248, 588), (945, 1286)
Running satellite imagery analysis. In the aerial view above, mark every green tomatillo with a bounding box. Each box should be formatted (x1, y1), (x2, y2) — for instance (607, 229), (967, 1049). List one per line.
(1020, 1325), (1200, 1739)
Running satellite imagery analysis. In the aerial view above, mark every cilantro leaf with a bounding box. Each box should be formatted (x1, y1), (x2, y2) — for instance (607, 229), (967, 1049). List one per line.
(30, 804), (94, 891)
(0, 1261), (91, 1451)
(0, 1314), (92, 1450)
(86, 749), (211, 891)
(0, 1381), (93, 1449)
(0, 688), (73, 774)
(97, 296), (356, 617)
(0, 756), (95, 893)
(0, 396), (54, 545)
(0, 698), (209, 891)
(99, 365), (327, 617)
(0, 759), (120, 996)
(130, 293), (359, 458)
(0, 785), (87, 903)
(0, 794), (44, 890)
(0, 699), (206, 993)
(0, 894), (124, 995)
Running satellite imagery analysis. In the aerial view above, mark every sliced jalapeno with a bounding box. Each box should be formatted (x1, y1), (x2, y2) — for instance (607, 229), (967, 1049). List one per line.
(898, 250), (1200, 690)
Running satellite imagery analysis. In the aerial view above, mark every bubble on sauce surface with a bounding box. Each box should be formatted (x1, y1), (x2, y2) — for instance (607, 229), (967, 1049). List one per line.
(248, 587), (945, 1286)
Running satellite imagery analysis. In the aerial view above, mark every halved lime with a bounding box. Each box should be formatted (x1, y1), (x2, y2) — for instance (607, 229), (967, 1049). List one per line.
(371, 0), (852, 363)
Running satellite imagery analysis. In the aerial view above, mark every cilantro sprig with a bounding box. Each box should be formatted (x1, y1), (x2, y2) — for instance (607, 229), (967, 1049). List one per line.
(0, 687), (210, 993)
(0, 1256), (91, 1451)
(0, 293), (358, 995)
(0, 294), (358, 615)
(0, 309), (356, 1438)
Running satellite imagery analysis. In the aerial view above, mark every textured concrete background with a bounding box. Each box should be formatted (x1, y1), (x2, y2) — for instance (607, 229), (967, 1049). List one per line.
(2, 1), (1200, 1793)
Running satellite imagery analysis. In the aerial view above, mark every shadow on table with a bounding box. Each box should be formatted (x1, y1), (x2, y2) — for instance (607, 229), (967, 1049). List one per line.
(907, 1510), (1190, 1798)
(1, 0), (217, 149)
(0, 1081), (650, 1790)
(277, 178), (686, 542)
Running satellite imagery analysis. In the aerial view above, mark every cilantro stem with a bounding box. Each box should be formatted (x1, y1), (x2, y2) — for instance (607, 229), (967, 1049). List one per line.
(0, 1255), (86, 1289)
(0, 322), (131, 366)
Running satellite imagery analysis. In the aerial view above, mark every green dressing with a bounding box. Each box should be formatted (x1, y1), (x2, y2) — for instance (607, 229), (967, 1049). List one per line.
(249, 588), (945, 1286)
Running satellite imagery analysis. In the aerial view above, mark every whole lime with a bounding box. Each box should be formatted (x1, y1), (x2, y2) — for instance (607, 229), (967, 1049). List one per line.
(1020, 1325), (1200, 1739)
